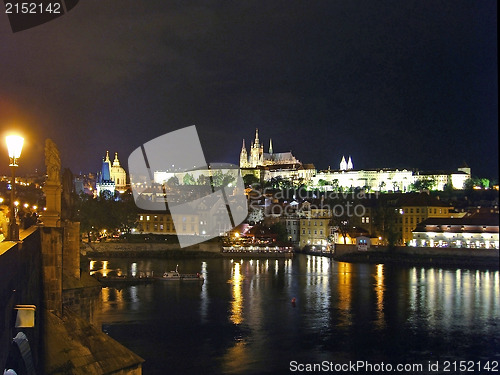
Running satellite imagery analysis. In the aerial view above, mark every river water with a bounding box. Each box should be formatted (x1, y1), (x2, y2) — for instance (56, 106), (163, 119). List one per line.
(89, 255), (500, 375)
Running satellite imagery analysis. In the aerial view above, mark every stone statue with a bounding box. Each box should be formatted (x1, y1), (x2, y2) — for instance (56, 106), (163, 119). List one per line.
(45, 139), (61, 183)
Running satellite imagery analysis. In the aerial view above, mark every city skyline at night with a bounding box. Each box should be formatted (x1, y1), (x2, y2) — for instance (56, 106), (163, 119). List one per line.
(1, 1), (497, 180)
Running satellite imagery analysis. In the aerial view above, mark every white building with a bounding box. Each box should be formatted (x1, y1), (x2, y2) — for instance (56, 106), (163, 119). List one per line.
(410, 215), (499, 249)
(310, 157), (471, 192)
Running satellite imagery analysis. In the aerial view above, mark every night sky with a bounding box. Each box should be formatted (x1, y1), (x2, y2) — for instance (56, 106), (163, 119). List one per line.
(0, 1), (497, 179)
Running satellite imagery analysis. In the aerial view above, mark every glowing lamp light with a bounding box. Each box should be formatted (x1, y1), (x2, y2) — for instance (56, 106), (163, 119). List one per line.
(14, 201), (19, 207)
(23, 203), (29, 208)
(6, 135), (24, 164)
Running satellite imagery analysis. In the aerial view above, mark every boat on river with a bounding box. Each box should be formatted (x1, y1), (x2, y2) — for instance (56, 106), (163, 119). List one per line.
(156, 265), (204, 282)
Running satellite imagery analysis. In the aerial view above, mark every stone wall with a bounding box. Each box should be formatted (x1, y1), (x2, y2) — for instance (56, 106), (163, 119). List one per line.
(85, 241), (222, 254)
(62, 276), (102, 327)
(0, 228), (43, 374)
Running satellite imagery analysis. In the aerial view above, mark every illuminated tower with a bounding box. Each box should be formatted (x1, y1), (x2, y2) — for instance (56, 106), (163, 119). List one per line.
(239, 139), (249, 168)
(340, 156), (347, 171)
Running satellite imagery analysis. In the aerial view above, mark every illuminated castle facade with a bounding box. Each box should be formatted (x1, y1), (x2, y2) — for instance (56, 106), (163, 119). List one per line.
(240, 129), (300, 168)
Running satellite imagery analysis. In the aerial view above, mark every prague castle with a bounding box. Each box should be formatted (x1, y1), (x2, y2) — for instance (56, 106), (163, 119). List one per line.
(240, 129), (300, 168)
(239, 129), (316, 182)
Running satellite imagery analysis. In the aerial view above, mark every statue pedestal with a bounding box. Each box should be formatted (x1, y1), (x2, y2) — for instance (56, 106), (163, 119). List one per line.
(42, 183), (61, 227)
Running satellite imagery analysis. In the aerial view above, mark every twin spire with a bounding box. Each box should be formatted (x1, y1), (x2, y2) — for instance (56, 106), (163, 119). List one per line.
(340, 155), (353, 171)
(104, 150), (122, 167)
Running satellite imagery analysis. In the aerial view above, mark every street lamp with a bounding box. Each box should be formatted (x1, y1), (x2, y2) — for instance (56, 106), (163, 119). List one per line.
(6, 135), (24, 241)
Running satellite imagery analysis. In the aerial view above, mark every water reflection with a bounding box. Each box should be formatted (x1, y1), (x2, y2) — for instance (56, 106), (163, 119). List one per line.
(93, 255), (500, 375)
(230, 261), (244, 325)
(374, 263), (385, 329)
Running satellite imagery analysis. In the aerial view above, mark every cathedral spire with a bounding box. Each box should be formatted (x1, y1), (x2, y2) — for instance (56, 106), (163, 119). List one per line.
(242, 139), (246, 150)
(340, 155), (347, 171)
(269, 138), (273, 154)
(113, 152), (121, 167)
(347, 156), (353, 170)
(254, 128), (259, 147)
(105, 150), (111, 163)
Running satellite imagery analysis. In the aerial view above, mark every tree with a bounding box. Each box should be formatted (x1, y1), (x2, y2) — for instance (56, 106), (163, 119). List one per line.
(197, 174), (210, 186)
(211, 170), (224, 186)
(76, 191), (139, 242)
(167, 176), (179, 188)
(270, 222), (288, 242)
(410, 178), (436, 191)
(222, 173), (236, 187)
(243, 174), (260, 187)
(183, 173), (196, 185)
(373, 199), (401, 248)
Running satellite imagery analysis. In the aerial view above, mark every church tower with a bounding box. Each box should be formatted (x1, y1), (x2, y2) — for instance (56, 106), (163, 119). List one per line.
(239, 139), (248, 168)
(347, 156), (353, 170)
(340, 156), (347, 171)
(110, 152), (127, 191)
(250, 128), (263, 167)
(269, 139), (273, 155)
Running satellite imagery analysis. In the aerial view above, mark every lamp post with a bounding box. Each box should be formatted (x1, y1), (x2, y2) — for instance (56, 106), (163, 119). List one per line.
(6, 135), (24, 241)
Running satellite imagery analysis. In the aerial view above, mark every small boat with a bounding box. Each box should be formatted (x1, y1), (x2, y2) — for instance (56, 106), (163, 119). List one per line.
(156, 265), (204, 282)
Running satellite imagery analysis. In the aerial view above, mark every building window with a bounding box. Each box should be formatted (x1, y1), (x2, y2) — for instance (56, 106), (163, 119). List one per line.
(160, 224), (164, 230)
(146, 216), (150, 221)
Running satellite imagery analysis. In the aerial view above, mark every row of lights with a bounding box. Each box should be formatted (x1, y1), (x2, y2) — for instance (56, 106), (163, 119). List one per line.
(0, 198), (42, 211)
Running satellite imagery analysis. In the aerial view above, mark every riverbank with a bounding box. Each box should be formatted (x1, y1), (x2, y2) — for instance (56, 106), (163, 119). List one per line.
(314, 244), (499, 269)
(81, 241), (223, 258)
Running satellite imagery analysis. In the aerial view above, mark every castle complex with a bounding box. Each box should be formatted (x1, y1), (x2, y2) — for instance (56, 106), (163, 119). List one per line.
(240, 129), (300, 168)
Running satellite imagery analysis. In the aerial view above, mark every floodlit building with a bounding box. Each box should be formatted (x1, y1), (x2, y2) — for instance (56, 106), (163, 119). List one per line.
(239, 129), (316, 183)
(410, 214), (499, 249)
(96, 151), (127, 195)
(311, 157), (471, 192)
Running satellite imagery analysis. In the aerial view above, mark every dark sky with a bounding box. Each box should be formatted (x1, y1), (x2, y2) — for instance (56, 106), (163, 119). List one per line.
(0, 1), (498, 179)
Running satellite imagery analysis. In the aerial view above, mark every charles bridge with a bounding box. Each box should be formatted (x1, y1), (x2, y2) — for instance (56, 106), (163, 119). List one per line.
(0, 139), (143, 375)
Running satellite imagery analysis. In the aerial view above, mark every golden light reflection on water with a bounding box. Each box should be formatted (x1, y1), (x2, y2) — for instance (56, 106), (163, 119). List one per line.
(230, 261), (244, 325)
(102, 260), (108, 277)
(375, 264), (385, 328)
(337, 262), (352, 321)
(221, 340), (251, 374)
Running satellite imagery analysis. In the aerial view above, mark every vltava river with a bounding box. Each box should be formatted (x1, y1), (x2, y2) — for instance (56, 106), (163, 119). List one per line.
(89, 255), (500, 375)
